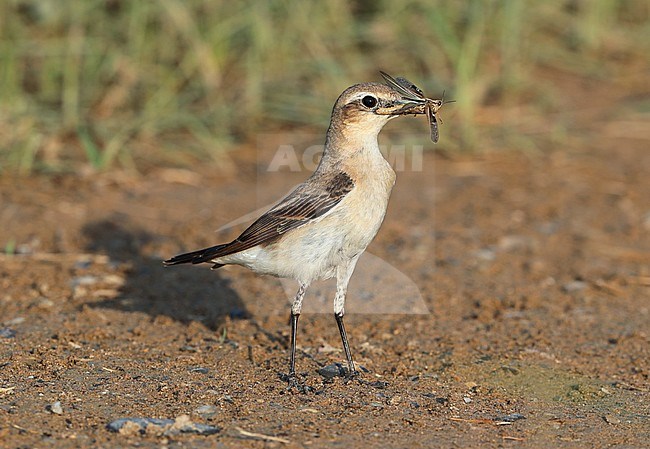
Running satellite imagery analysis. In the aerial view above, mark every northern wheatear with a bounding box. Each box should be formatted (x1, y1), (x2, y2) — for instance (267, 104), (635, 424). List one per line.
(164, 73), (441, 379)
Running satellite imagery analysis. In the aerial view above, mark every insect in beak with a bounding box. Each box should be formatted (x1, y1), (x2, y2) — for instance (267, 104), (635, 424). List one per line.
(424, 91), (455, 143)
(380, 71), (454, 143)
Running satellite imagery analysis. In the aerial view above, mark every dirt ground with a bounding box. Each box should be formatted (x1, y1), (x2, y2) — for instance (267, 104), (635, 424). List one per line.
(1, 73), (649, 448)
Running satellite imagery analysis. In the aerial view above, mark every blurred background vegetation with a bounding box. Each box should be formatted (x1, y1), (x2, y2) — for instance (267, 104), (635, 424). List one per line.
(0, 0), (647, 173)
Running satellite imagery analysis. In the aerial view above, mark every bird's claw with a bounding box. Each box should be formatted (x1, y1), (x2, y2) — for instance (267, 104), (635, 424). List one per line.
(279, 372), (313, 393)
(343, 372), (359, 384)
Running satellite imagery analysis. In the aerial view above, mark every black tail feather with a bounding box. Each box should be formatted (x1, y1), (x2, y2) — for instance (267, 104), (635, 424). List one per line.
(163, 243), (229, 267)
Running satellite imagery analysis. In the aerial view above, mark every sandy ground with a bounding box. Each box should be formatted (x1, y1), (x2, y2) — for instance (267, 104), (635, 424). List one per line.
(1, 74), (649, 448)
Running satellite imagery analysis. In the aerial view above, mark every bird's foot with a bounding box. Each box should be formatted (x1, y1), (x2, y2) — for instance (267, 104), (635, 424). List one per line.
(279, 372), (313, 393)
(345, 361), (370, 377)
(343, 366), (368, 384)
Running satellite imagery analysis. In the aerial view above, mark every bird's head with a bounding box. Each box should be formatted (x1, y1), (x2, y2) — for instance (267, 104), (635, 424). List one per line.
(327, 82), (426, 145)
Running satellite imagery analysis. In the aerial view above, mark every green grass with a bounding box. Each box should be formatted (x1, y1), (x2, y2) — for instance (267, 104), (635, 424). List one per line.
(0, 0), (647, 173)
(4, 238), (16, 255)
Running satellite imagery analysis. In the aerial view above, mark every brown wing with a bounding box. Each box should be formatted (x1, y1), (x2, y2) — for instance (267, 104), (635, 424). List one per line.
(175, 171), (355, 264)
(234, 172), (353, 248)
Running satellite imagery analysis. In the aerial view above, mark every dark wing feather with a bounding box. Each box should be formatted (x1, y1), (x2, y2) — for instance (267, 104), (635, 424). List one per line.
(169, 171), (355, 265)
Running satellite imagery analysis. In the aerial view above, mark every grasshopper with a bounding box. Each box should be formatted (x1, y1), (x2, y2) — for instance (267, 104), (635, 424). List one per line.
(380, 71), (453, 143)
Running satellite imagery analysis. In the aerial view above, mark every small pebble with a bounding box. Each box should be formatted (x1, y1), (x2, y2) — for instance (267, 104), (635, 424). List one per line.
(475, 248), (496, 261)
(501, 365), (520, 375)
(70, 275), (99, 288)
(495, 413), (526, 422)
(194, 405), (218, 419)
(562, 280), (587, 293)
(16, 243), (34, 255)
(74, 260), (93, 270)
(0, 328), (16, 339)
(317, 363), (347, 379)
(463, 397), (472, 404)
(498, 235), (534, 252)
(48, 401), (63, 415)
(603, 415), (621, 425)
(317, 363), (368, 379)
(189, 367), (209, 374)
(106, 415), (220, 436)
(33, 297), (54, 309)
(5, 317), (25, 325)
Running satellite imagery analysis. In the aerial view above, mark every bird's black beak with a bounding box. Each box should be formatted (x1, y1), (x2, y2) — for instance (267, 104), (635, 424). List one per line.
(375, 98), (427, 116)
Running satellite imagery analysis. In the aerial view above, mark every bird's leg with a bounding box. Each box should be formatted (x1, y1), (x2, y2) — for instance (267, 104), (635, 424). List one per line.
(334, 312), (355, 376)
(334, 256), (361, 377)
(289, 311), (299, 376)
(288, 283), (307, 377)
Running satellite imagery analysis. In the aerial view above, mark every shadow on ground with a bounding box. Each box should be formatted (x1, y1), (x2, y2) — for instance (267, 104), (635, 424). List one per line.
(82, 218), (248, 331)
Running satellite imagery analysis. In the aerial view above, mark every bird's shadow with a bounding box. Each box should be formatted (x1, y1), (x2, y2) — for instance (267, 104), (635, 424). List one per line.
(83, 218), (247, 331)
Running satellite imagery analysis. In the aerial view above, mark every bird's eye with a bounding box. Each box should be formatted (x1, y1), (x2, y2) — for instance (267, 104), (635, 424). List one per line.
(361, 95), (378, 108)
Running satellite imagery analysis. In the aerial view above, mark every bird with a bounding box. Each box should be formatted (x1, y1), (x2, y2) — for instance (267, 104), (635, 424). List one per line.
(164, 73), (428, 380)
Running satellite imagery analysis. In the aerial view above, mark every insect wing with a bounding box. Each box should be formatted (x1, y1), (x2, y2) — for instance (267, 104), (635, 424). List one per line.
(395, 77), (425, 98)
(379, 71), (425, 102)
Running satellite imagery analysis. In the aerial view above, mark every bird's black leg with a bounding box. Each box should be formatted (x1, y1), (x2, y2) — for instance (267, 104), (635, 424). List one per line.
(283, 283), (308, 387)
(335, 312), (356, 376)
(289, 311), (300, 377)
